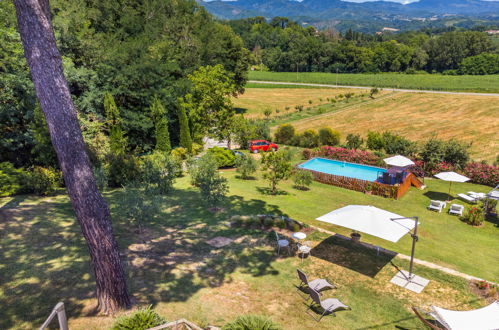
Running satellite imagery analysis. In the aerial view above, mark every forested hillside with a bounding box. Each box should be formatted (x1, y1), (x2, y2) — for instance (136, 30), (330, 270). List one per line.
(0, 0), (249, 167)
(227, 17), (499, 75)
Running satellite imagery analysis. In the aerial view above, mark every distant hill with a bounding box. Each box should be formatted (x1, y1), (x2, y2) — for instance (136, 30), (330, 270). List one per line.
(199, 0), (499, 32)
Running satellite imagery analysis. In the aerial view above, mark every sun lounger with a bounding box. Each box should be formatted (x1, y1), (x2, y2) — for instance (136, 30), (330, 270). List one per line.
(428, 200), (446, 212)
(307, 288), (350, 322)
(448, 204), (464, 216)
(297, 269), (336, 297)
(458, 193), (478, 204)
(467, 191), (486, 200)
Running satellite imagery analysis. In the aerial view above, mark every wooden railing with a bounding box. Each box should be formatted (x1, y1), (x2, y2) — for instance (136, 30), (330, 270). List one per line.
(39, 302), (68, 330)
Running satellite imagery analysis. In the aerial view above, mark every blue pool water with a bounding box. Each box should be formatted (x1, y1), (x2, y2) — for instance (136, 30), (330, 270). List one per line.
(298, 158), (387, 182)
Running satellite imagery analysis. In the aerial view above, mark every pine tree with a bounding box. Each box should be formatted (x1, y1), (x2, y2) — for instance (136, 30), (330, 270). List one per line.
(104, 92), (126, 155)
(150, 98), (171, 153)
(178, 104), (193, 152)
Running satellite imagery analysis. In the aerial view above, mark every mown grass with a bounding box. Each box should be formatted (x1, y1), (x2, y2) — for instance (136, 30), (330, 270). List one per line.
(0, 158), (496, 329)
(248, 71), (499, 93)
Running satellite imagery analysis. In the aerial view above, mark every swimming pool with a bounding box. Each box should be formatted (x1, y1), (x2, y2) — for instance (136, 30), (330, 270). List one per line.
(298, 158), (386, 182)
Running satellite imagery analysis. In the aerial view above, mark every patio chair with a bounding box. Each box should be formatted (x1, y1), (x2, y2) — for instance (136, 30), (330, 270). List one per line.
(448, 204), (464, 216)
(428, 200), (446, 213)
(457, 193), (478, 204)
(297, 243), (311, 263)
(307, 288), (350, 322)
(296, 269), (336, 297)
(274, 231), (290, 256)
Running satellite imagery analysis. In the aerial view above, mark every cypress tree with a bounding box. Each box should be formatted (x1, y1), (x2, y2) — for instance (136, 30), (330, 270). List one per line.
(103, 92), (126, 154)
(150, 97), (171, 153)
(178, 105), (192, 152)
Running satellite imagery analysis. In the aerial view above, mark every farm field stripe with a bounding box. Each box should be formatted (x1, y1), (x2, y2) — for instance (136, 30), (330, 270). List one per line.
(249, 80), (499, 97)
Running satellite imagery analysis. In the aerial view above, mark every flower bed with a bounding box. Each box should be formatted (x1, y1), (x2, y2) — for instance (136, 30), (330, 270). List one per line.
(464, 162), (499, 187)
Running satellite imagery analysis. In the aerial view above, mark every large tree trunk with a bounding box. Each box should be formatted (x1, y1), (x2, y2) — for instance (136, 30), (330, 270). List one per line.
(13, 0), (131, 313)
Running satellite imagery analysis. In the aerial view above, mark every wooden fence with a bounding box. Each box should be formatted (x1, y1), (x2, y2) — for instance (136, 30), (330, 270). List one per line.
(298, 167), (416, 199)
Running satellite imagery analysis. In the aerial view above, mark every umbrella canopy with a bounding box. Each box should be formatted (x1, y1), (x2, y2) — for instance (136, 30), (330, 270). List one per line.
(431, 301), (499, 330)
(434, 171), (470, 183)
(316, 205), (416, 243)
(383, 155), (415, 168)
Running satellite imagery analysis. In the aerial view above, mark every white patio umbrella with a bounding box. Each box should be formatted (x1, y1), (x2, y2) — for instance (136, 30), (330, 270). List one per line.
(434, 171), (470, 198)
(431, 301), (499, 330)
(317, 205), (423, 288)
(316, 205), (415, 243)
(383, 155), (415, 168)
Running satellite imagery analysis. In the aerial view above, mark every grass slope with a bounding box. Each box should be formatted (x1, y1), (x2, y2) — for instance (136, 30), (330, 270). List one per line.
(0, 162), (496, 329)
(249, 71), (499, 93)
(233, 88), (499, 162)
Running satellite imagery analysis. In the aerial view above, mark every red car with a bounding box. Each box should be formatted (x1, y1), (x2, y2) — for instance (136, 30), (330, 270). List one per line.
(249, 140), (278, 153)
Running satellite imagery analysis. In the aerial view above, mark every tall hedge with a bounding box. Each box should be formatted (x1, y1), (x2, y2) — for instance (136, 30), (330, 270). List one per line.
(150, 98), (171, 153)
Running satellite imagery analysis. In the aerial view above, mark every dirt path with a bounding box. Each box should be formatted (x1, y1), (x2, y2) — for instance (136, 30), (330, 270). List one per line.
(249, 80), (499, 97)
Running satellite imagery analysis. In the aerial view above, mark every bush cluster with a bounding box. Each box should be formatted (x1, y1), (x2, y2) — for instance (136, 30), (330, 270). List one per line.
(0, 162), (28, 197)
(274, 124), (341, 149)
(461, 205), (484, 226)
(27, 166), (62, 196)
(222, 314), (281, 330)
(305, 146), (381, 166)
(207, 146), (236, 168)
(366, 131), (416, 156)
(463, 162), (499, 187)
(111, 306), (165, 330)
(235, 154), (258, 179)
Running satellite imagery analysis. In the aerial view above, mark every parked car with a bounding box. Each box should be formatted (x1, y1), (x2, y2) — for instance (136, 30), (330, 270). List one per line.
(249, 140), (278, 153)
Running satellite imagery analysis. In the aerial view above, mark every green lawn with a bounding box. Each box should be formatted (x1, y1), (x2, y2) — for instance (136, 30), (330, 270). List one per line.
(248, 71), (499, 93)
(0, 159), (497, 329)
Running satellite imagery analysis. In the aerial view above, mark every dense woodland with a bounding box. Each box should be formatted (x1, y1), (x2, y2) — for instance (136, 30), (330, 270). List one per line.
(0, 0), (249, 168)
(227, 17), (499, 74)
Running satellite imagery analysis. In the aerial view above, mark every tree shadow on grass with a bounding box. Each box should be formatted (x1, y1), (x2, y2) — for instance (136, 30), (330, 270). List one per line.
(423, 191), (452, 202)
(311, 234), (396, 278)
(256, 186), (289, 196)
(0, 188), (288, 328)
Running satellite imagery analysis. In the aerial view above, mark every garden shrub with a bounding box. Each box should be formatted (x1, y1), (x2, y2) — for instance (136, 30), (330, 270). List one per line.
(28, 166), (61, 196)
(298, 129), (319, 148)
(274, 124), (295, 145)
(345, 133), (363, 149)
(302, 148), (313, 160)
(93, 166), (109, 191)
(461, 206), (484, 226)
(171, 147), (189, 160)
(141, 152), (177, 194)
(111, 306), (165, 330)
(289, 222), (301, 232)
(314, 146), (380, 166)
(189, 154), (228, 207)
(318, 127), (340, 146)
(207, 147), (236, 168)
(442, 140), (470, 169)
(108, 154), (141, 187)
(191, 142), (204, 155)
(275, 218), (286, 229)
(235, 154), (258, 179)
(263, 216), (274, 228)
(381, 131), (416, 156)
(293, 170), (313, 190)
(421, 137), (446, 169)
(0, 162), (27, 197)
(222, 314), (281, 330)
(464, 162), (499, 187)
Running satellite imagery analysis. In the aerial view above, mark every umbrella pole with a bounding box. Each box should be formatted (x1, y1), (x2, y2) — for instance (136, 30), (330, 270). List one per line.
(408, 217), (419, 280)
(448, 181), (452, 201)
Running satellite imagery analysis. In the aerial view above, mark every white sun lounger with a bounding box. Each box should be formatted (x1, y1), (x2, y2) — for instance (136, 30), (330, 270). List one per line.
(448, 204), (464, 216)
(428, 200), (446, 212)
(467, 191), (486, 200)
(458, 193), (478, 203)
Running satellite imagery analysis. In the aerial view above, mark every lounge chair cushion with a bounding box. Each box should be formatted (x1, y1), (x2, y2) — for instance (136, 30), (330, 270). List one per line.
(308, 278), (335, 292)
(458, 193), (477, 203)
(321, 298), (350, 312)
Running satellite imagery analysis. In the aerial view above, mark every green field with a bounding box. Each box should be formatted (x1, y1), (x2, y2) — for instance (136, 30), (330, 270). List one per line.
(248, 71), (499, 93)
(1, 152), (497, 329)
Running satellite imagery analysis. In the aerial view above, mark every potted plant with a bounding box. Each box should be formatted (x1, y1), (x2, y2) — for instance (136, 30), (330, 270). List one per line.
(478, 280), (489, 290)
(350, 231), (361, 242)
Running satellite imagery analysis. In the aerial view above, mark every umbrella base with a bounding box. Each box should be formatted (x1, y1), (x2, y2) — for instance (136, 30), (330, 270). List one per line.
(390, 270), (429, 294)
